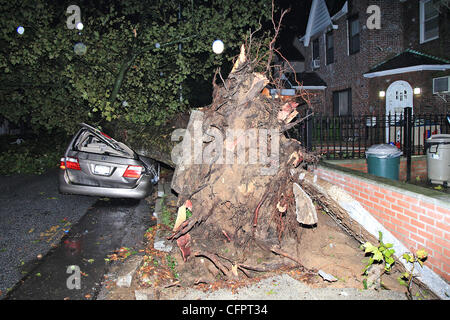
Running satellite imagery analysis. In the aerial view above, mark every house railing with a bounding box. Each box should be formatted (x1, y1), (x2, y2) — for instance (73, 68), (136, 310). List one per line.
(288, 108), (449, 161)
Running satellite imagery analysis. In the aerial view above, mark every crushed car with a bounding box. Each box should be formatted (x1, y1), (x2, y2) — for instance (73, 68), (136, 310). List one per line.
(59, 123), (159, 199)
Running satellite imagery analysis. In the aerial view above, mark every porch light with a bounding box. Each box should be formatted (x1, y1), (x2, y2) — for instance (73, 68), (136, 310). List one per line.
(379, 90), (386, 98)
(414, 87), (421, 95)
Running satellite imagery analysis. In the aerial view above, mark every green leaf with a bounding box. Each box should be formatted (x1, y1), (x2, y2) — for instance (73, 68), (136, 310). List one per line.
(403, 253), (414, 263)
(378, 231), (383, 242)
(416, 249), (428, 260)
(385, 256), (395, 265)
(373, 250), (383, 262)
(363, 242), (378, 254)
(363, 279), (368, 290)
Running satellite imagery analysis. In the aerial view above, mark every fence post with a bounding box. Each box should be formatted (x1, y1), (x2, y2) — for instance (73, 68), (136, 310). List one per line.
(305, 108), (313, 152)
(404, 107), (413, 182)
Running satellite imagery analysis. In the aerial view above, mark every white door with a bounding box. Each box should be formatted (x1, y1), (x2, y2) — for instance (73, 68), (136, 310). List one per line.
(386, 80), (413, 115)
(385, 80), (413, 143)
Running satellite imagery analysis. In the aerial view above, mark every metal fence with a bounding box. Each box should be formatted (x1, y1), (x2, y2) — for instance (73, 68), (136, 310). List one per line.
(288, 108), (449, 160)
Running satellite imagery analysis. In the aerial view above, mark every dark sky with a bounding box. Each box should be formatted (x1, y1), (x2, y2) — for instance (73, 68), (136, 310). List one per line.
(276, 0), (312, 37)
(276, 0), (348, 37)
(274, 0), (347, 57)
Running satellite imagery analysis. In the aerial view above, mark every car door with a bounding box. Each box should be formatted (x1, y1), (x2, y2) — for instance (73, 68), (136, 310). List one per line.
(63, 124), (153, 189)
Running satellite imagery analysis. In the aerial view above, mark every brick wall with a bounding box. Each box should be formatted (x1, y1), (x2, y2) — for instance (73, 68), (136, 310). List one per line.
(402, 1), (450, 60)
(314, 164), (450, 281)
(298, 0), (450, 116)
(299, 0), (405, 115)
(329, 156), (428, 182)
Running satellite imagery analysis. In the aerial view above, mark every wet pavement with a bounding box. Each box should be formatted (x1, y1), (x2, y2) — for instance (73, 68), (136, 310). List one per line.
(0, 169), (96, 297)
(5, 197), (155, 300)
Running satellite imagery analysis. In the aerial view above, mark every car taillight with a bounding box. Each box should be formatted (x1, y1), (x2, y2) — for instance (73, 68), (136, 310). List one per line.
(60, 158), (66, 170)
(65, 157), (81, 170)
(123, 165), (142, 179)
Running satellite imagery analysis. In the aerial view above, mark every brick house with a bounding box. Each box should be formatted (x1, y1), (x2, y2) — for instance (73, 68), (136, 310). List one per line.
(289, 0), (450, 116)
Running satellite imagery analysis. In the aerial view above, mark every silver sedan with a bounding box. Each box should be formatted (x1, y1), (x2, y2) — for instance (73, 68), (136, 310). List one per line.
(59, 123), (159, 199)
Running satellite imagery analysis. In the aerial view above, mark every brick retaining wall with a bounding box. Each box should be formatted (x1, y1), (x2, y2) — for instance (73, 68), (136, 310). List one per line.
(314, 163), (450, 281)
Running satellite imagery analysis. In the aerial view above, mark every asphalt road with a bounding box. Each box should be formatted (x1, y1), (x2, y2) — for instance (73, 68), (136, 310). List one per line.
(0, 168), (97, 297)
(0, 168), (156, 300)
(6, 197), (153, 300)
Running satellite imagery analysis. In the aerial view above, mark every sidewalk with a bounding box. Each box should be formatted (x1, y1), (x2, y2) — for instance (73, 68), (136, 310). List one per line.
(167, 274), (407, 300)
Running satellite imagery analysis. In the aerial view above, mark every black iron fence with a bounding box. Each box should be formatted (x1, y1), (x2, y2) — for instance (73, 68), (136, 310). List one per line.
(288, 108), (450, 161)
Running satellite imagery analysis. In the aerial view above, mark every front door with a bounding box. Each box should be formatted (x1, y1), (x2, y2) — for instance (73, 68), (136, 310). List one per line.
(385, 80), (413, 143)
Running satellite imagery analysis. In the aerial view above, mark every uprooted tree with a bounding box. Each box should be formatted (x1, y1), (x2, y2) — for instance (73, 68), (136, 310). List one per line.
(161, 10), (413, 284)
(162, 40), (380, 286)
(151, 8), (434, 294)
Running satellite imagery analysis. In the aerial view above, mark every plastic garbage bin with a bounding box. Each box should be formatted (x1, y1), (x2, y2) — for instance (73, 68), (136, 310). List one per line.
(426, 134), (450, 186)
(366, 144), (403, 180)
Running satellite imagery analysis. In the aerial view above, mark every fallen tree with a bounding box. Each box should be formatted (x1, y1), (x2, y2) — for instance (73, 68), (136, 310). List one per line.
(161, 43), (439, 299)
(164, 42), (341, 284)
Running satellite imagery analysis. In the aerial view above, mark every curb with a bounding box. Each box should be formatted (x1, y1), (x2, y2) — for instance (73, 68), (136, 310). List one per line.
(153, 180), (176, 253)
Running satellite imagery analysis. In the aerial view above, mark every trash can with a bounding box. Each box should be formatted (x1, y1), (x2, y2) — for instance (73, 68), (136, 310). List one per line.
(426, 134), (450, 186)
(366, 144), (403, 180)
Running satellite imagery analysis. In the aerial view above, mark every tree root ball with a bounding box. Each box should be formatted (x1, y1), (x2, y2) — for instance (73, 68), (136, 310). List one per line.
(167, 44), (321, 284)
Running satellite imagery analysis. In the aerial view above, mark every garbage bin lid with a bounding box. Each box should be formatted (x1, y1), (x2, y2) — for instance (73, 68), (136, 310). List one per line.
(426, 134), (450, 144)
(366, 144), (403, 158)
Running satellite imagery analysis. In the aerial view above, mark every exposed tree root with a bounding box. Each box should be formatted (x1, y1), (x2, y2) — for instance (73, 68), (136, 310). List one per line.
(163, 6), (405, 288)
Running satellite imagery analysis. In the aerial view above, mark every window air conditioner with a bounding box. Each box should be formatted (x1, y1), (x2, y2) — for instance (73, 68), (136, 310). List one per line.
(433, 76), (450, 94)
(312, 59), (320, 69)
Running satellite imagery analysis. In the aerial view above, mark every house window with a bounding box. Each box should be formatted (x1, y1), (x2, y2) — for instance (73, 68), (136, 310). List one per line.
(326, 31), (334, 65)
(312, 38), (320, 59)
(420, 0), (439, 43)
(348, 16), (360, 55)
(312, 38), (320, 69)
(333, 89), (352, 116)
